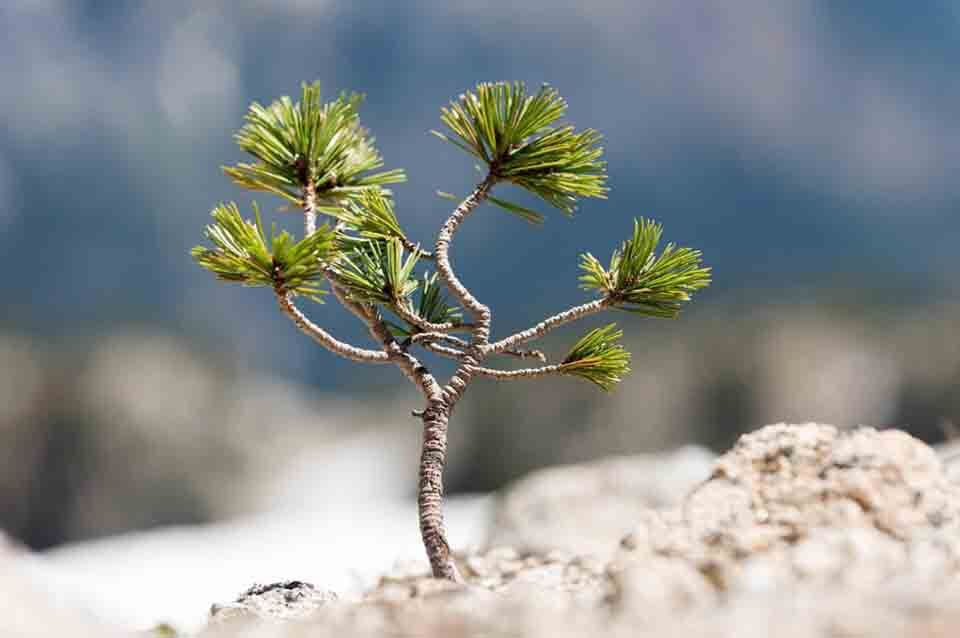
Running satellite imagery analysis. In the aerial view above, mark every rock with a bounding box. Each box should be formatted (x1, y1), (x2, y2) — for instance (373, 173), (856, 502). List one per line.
(208, 581), (337, 626)
(198, 546), (617, 637)
(935, 437), (960, 485)
(367, 545), (613, 606)
(33, 494), (491, 631)
(610, 423), (960, 634)
(198, 424), (960, 637)
(20, 423), (960, 637)
(489, 446), (715, 558)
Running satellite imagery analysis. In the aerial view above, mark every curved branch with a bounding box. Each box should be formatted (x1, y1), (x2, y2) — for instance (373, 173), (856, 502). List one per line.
(348, 303), (458, 581)
(484, 298), (611, 355)
(434, 174), (497, 343)
(412, 332), (545, 362)
(275, 291), (390, 364)
(300, 186), (392, 340)
(392, 302), (474, 334)
(361, 306), (447, 402)
(399, 236), (434, 260)
(500, 347), (547, 362)
(322, 265), (386, 328)
(409, 332), (469, 347)
(467, 363), (563, 380)
(323, 268), (445, 399)
(421, 342), (468, 361)
(295, 185), (412, 370)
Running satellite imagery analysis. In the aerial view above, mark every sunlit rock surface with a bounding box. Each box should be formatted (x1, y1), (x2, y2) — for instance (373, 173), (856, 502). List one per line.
(10, 423), (960, 637)
(196, 424), (960, 637)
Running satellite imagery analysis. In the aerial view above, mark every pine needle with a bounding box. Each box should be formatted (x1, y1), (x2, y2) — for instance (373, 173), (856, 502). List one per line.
(560, 324), (631, 390)
(579, 218), (711, 318)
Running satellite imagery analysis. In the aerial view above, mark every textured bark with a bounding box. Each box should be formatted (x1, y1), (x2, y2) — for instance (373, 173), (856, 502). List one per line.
(275, 292), (390, 364)
(392, 301), (473, 334)
(296, 182), (462, 579)
(484, 298), (610, 355)
(414, 177), (499, 579)
(342, 303), (458, 579)
(420, 342), (468, 361)
(409, 332), (470, 347)
(418, 402), (458, 580)
(467, 363), (563, 380)
(398, 234), (435, 260)
(412, 333), (544, 362)
(303, 179), (318, 236)
(287, 174), (609, 581)
(434, 175), (496, 344)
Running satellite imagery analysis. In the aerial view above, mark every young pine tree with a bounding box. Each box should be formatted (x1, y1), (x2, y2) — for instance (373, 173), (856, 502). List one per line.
(192, 81), (711, 580)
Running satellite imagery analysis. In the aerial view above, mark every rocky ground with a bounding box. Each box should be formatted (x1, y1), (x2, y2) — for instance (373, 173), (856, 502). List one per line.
(5, 423), (960, 637)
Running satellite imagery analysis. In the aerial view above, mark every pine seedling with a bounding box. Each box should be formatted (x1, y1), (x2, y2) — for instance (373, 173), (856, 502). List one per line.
(193, 81), (710, 581)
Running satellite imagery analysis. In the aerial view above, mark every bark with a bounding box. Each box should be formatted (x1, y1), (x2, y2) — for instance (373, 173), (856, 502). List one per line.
(274, 291), (390, 364)
(418, 401), (458, 580)
(467, 363), (563, 380)
(297, 181), (460, 578)
(392, 301), (474, 334)
(303, 179), (318, 236)
(483, 298), (611, 355)
(434, 175), (496, 343)
(410, 176), (500, 579)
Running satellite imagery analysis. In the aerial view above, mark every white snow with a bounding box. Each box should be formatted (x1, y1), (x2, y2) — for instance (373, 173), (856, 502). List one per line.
(19, 495), (492, 632)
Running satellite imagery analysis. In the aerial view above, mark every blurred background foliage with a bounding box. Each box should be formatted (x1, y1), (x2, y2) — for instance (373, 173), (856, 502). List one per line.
(1, 0), (958, 550)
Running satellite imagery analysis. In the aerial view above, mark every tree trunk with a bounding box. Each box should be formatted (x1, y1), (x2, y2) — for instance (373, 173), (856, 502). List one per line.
(418, 402), (458, 580)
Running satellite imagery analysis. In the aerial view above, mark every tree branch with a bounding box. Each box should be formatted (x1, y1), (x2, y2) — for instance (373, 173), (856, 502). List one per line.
(421, 342), (468, 361)
(296, 184), (449, 398)
(298, 186), (388, 337)
(392, 303), (474, 334)
(411, 332), (545, 362)
(467, 363), (563, 380)
(303, 178), (318, 236)
(499, 347), (547, 362)
(399, 236), (434, 260)
(362, 305), (447, 401)
(274, 291), (390, 364)
(347, 301), (461, 582)
(294, 184), (424, 374)
(483, 298), (611, 355)
(271, 185), (388, 363)
(408, 332), (468, 347)
(434, 173), (497, 344)
(319, 263), (383, 326)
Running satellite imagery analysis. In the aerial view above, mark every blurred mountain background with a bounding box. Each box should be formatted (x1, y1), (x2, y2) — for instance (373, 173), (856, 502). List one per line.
(1, 0), (958, 551)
